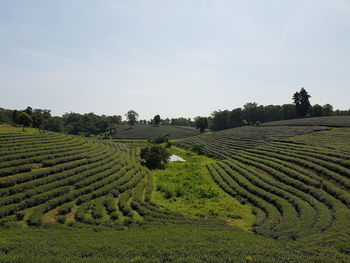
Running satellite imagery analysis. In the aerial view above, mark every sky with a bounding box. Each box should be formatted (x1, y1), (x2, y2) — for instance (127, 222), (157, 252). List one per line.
(0, 0), (349, 120)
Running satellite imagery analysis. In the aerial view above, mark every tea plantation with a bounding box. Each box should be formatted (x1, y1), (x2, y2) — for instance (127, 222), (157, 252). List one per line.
(1, 122), (350, 262)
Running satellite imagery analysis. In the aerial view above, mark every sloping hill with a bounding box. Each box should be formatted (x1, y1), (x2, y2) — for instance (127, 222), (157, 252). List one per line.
(113, 125), (198, 139)
(261, 115), (350, 127)
(176, 125), (329, 159)
(0, 128), (204, 227)
(175, 120), (350, 241)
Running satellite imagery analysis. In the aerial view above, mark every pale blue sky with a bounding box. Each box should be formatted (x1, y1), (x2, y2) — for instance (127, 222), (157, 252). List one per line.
(1, 0), (349, 119)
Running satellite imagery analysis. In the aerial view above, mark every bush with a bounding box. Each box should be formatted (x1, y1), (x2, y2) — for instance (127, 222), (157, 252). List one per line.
(152, 134), (170, 144)
(192, 144), (204, 155)
(140, 146), (171, 170)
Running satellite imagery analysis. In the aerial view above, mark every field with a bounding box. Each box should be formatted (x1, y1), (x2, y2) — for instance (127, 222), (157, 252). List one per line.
(175, 125), (329, 159)
(112, 124), (199, 139)
(261, 116), (350, 127)
(1, 121), (350, 262)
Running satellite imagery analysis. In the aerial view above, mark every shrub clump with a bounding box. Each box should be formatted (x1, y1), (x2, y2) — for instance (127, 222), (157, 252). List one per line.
(140, 146), (171, 170)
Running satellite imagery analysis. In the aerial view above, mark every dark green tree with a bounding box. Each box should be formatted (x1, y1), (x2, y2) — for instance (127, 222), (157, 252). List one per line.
(311, 104), (323, 117)
(32, 109), (51, 132)
(140, 145), (171, 169)
(153, 114), (161, 125)
(322, 104), (333, 116)
(195, 117), (208, 133)
(12, 110), (21, 124)
(44, 117), (64, 132)
(125, 110), (139, 128)
(299, 88), (311, 117)
(292, 91), (302, 117)
(19, 112), (33, 131)
(293, 88), (311, 118)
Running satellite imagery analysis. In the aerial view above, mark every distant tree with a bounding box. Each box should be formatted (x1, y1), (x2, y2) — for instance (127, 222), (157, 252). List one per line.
(299, 88), (311, 117)
(125, 110), (139, 128)
(192, 144), (204, 155)
(152, 133), (170, 144)
(293, 88), (311, 118)
(281, 104), (297, 120)
(32, 109), (51, 132)
(44, 117), (64, 132)
(195, 117), (208, 133)
(19, 112), (33, 131)
(170, 117), (194, 126)
(311, 104), (323, 117)
(163, 118), (170, 125)
(243, 102), (261, 123)
(153, 115), (161, 125)
(322, 104), (333, 116)
(107, 124), (118, 138)
(25, 106), (33, 118)
(140, 145), (171, 169)
(12, 110), (21, 124)
(292, 91), (302, 117)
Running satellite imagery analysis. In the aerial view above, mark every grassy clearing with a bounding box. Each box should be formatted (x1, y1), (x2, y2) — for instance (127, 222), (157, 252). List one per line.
(0, 124), (38, 133)
(151, 146), (255, 229)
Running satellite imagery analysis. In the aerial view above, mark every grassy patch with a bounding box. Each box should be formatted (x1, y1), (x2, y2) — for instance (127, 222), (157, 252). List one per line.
(151, 146), (255, 229)
(0, 124), (38, 133)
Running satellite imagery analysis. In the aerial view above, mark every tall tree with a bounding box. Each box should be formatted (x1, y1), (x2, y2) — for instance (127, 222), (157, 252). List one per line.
(195, 117), (208, 133)
(293, 88), (311, 118)
(299, 88), (311, 117)
(153, 115), (161, 125)
(19, 112), (33, 131)
(292, 91), (302, 117)
(125, 110), (139, 128)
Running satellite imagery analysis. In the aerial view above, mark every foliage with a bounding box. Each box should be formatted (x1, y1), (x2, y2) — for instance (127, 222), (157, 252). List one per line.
(140, 146), (171, 169)
(151, 133), (170, 144)
(170, 117), (194, 126)
(194, 116), (208, 133)
(293, 87), (311, 118)
(153, 114), (161, 125)
(19, 112), (33, 131)
(192, 144), (204, 155)
(125, 110), (139, 128)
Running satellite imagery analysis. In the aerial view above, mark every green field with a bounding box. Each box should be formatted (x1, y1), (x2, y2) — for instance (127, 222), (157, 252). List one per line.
(175, 125), (329, 159)
(261, 115), (350, 127)
(112, 124), (199, 140)
(1, 121), (350, 262)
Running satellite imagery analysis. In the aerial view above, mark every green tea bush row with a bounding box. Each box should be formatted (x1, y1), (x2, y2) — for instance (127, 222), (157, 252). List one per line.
(0, 164), (32, 177)
(118, 191), (133, 217)
(0, 143), (91, 169)
(222, 159), (331, 233)
(0, 150), (115, 198)
(57, 202), (74, 215)
(243, 147), (350, 206)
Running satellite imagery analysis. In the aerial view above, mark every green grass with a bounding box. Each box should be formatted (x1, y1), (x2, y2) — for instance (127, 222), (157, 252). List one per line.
(0, 124), (39, 134)
(151, 146), (255, 230)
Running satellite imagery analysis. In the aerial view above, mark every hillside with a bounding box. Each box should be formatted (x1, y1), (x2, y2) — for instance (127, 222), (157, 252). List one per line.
(1, 122), (350, 262)
(0, 127), (203, 227)
(113, 125), (199, 140)
(261, 115), (350, 127)
(176, 125), (329, 158)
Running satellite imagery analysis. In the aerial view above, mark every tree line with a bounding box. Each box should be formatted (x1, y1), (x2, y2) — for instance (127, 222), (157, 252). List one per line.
(1, 88), (349, 134)
(208, 88), (349, 131)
